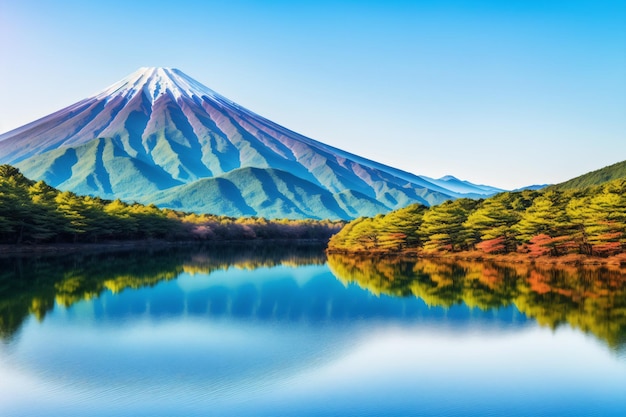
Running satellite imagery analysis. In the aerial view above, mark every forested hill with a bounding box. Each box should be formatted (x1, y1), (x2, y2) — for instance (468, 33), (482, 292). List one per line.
(0, 165), (342, 244)
(328, 178), (626, 258)
(550, 160), (626, 191)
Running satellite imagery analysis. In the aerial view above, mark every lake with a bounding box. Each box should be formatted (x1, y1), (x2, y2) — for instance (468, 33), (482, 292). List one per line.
(0, 244), (624, 417)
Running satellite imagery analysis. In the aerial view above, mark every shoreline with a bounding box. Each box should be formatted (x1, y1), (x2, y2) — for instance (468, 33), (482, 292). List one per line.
(0, 238), (329, 257)
(326, 248), (626, 268)
(3, 241), (624, 269)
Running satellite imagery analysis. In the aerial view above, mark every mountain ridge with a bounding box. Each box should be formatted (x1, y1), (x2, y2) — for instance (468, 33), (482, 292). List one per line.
(549, 160), (626, 191)
(144, 166), (395, 220)
(0, 67), (504, 219)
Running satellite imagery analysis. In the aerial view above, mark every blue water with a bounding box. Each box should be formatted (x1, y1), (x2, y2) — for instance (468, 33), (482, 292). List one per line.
(0, 248), (624, 416)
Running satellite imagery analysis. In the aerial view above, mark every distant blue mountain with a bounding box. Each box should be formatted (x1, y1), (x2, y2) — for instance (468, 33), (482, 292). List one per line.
(0, 67), (504, 219)
(512, 184), (549, 192)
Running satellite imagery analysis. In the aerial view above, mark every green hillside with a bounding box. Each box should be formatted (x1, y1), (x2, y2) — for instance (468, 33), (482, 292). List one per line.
(551, 160), (626, 190)
(146, 167), (391, 220)
(0, 165), (342, 245)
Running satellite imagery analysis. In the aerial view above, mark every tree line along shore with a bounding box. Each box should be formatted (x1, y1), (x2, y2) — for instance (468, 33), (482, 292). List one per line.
(0, 165), (343, 245)
(2, 163), (625, 264)
(327, 178), (626, 263)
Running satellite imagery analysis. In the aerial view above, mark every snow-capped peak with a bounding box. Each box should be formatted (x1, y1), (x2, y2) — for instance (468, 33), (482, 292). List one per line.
(94, 67), (226, 103)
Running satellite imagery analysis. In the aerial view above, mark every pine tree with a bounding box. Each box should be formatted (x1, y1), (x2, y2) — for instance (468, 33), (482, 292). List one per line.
(27, 181), (65, 242)
(420, 199), (477, 252)
(55, 191), (89, 241)
(514, 191), (575, 255)
(378, 203), (427, 250)
(464, 193), (521, 253)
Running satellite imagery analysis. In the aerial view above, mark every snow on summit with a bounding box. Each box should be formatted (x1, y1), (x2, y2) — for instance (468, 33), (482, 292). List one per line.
(96, 67), (226, 103)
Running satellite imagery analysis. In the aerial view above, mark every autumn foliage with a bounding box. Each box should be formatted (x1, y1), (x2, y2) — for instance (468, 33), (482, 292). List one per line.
(327, 254), (626, 348)
(328, 179), (626, 258)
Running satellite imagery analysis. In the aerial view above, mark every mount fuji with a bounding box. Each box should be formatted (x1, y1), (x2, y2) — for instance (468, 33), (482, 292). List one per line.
(0, 67), (503, 219)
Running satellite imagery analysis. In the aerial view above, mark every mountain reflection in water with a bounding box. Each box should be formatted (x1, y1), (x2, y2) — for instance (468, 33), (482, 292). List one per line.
(0, 243), (326, 340)
(1, 245), (624, 351)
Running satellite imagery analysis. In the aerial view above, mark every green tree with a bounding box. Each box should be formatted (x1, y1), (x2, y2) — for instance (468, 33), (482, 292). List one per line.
(514, 191), (575, 255)
(0, 178), (19, 238)
(464, 193), (521, 253)
(569, 180), (626, 255)
(328, 217), (360, 250)
(420, 199), (478, 252)
(27, 181), (65, 242)
(564, 195), (593, 254)
(55, 191), (90, 241)
(377, 203), (427, 250)
(349, 216), (382, 250)
(0, 176), (34, 243)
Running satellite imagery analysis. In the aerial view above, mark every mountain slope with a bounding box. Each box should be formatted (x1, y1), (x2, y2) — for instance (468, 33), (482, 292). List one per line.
(420, 175), (504, 197)
(0, 67), (503, 219)
(145, 166), (389, 220)
(550, 160), (626, 191)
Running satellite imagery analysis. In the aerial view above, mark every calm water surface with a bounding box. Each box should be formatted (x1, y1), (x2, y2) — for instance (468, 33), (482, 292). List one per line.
(0, 244), (624, 416)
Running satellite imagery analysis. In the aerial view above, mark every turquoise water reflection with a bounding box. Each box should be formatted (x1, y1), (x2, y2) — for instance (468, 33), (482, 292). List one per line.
(0, 245), (624, 416)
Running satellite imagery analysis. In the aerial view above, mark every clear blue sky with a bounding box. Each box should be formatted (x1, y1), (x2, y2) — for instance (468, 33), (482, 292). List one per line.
(1, 0), (624, 189)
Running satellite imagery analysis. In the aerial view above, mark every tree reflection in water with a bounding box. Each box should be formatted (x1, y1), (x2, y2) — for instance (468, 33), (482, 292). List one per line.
(1, 245), (624, 351)
(0, 243), (326, 341)
(327, 254), (626, 350)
